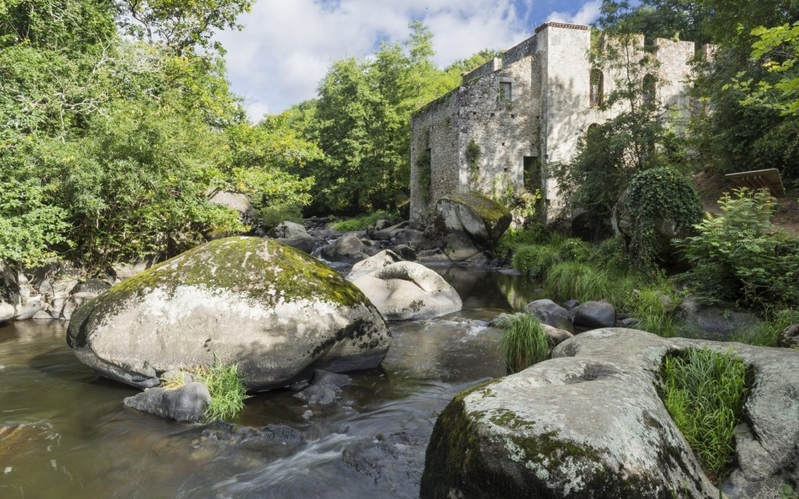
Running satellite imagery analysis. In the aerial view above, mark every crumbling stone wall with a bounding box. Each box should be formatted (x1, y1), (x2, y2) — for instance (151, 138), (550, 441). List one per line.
(410, 22), (704, 227)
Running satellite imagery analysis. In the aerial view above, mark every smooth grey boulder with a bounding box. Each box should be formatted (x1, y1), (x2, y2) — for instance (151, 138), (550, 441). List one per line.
(524, 299), (571, 329)
(67, 237), (391, 391)
(271, 221), (317, 254)
(421, 329), (799, 499)
(390, 244), (417, 261)
(778, 324), (799, 348)
(0, 302), (14, 323)
(678, 296), (761, 341)
(319, 233), (370, 264)
(390, 228), (425, 248)
(124, 382), (211, 423)
(350, 259), (462, 321)
(348, 249), (403, 280)
(572, 300), (616, 330)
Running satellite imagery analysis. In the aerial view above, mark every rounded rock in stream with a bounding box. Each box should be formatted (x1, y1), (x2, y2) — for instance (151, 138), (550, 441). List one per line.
(67, 237), (391, 390)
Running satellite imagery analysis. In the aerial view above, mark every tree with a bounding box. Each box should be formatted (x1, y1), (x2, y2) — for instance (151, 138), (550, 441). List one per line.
(295, 22), (499, 216)
(117, 0), (253, 55)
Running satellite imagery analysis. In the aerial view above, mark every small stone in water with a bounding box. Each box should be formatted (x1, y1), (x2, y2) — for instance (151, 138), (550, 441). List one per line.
(302, 410), (313, 420)
(4, 467), (11, 474)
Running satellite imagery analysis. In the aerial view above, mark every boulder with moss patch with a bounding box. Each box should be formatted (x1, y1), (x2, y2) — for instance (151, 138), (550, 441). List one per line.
(422, 329), (799, 499)
(67, 237), (391, 391)
(431, 192), (511, 261)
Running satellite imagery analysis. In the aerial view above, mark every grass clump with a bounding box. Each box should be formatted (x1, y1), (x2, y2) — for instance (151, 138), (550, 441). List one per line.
(660, 348), (748, 482)
(544, 261), (635, 304)
(331, 210), (399, 231)
(497, 313), (550, 374)
(624, 282), (684, 338)
(195, 362), (249, 422)
(512, 244), (561, 279)
(732, 308), (799, 347)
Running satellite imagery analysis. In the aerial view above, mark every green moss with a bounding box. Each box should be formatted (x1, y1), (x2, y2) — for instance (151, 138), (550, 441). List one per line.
(445, 191), (511, 224)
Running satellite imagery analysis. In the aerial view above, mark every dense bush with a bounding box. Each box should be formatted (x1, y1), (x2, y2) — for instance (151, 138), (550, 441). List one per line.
(660, 348), (748, 482)
(681, 188), (799, 310)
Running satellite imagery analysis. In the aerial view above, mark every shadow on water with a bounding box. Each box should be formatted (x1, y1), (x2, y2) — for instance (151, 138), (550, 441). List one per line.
(0, 267), (541, 499)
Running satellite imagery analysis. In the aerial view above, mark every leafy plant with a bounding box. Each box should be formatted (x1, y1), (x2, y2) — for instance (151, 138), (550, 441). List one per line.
(497, 313), (550, 374)
(660, 348), (748, 482)
(680, 187), (799, 310)
(544, 261), (634, 304)
(512, 244), (561, 279)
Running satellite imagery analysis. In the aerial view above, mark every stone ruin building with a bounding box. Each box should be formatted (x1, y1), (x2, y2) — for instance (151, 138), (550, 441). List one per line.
(409, 22), (708, 227)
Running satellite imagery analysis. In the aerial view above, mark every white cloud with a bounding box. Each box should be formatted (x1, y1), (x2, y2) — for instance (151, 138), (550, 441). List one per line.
(546, 0), (602, 26)
(215, 0), (601, 121)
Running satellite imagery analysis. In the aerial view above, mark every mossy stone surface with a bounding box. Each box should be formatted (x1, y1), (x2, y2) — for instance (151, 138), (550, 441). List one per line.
(435, 192), (511, 247)
(67, 237), (391, 391)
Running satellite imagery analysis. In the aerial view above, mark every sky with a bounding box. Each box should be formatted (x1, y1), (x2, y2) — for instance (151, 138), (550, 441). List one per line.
(214, 0), (603, 121)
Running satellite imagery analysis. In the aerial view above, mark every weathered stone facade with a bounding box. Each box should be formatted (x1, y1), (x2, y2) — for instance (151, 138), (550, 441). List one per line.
(410, 23), (702, 226)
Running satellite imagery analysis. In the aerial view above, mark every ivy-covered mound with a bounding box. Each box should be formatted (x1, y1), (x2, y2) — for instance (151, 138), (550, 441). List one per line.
(421, 329), (799, 499)
(67, 237), (391, 391)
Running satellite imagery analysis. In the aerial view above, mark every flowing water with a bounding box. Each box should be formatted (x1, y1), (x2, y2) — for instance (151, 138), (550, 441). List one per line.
(0, 267), (541, 499)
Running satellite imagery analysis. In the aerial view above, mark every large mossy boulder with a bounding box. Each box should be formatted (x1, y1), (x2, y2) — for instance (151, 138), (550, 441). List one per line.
(421, 329), (799, 499)
(67, 237), (391, 391)
(432, 192), (511, 260)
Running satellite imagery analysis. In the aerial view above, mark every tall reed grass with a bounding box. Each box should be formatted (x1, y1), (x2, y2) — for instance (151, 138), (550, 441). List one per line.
(497, 313), (550, 374)
(660, 348), (748, 482)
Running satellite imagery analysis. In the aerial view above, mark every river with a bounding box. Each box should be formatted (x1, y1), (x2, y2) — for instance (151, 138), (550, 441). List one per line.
(0, 267), (541, 499)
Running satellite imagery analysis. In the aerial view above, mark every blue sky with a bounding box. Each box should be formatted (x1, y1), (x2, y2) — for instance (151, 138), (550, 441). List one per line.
(215, 0), (602, 120)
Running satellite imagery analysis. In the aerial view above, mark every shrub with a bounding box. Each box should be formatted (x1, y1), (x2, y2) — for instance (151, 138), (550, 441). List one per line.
(259, 203), (304, 231)
(557, 237), (594, 262)
(195, 362), (249, 422)
(681, 188), (799, 310)
(495, 225), (550, 258)
(497, 313), (550, 374)
(660, 348), (748, 482)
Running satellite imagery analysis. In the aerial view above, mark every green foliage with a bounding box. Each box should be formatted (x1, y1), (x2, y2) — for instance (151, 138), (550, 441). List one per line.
(290, 24), (498, 216)
(544, 261), (635, 304)
(731, 22), (799, 117)
(681, 188), (799, 309)
(495, 225), (550, 258)
(660, 348), (748, 481)
(624, 282), (683, 337)
(497, 313), (550, 374)
(195, 362), (249, 422)
(331, 210), (399, 232)
(0, 2), (312, 269)
(512, 244), (562, 279)
(624, 167), (703, 270)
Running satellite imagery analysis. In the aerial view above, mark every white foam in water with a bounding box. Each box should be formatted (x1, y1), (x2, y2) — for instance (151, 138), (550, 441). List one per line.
(212, 433), (358, 494)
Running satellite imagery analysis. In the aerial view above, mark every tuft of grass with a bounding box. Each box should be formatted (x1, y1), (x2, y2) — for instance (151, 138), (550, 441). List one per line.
(660, 348), (748, 482)
(624, 284), (684, 338)
(497, 313), (550, 374)
(331, 210), (399, 232)
(195, 362), (249, 422)
(732, 308), (799, 347)
(543, 261), (634, 304)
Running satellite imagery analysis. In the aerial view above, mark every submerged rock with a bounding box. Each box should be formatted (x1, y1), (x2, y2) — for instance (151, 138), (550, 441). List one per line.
(124, 382), (211, 423)
(422, 329), (799, 499)
(67, 237), (391, 391)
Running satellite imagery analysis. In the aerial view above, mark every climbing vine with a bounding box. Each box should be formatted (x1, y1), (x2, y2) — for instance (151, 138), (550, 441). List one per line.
(416, 148), (432, 196)
(624, 167), (702, 270)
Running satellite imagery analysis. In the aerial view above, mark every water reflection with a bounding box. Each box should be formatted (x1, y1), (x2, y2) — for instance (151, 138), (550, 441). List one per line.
(0, 267), (539, 499)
